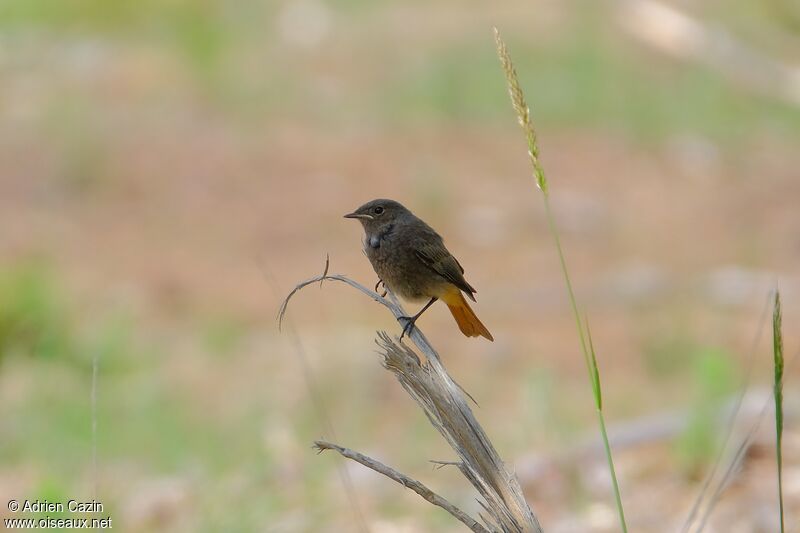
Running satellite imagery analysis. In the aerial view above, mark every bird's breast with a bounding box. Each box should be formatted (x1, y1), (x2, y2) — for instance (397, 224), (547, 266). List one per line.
(364, 230), (443, 302)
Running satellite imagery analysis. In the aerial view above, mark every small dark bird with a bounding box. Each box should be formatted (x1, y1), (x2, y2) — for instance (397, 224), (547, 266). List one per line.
(344, 199), (493, 341)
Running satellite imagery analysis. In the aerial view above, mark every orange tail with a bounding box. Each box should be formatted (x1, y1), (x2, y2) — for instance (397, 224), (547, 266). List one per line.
(444, 290), (494, 341)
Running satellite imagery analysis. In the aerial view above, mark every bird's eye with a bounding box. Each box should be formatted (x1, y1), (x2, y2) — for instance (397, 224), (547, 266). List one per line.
(373, 206), (384, 215)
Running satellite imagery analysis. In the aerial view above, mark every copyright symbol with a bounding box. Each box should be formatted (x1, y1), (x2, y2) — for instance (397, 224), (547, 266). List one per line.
(8, 500), (19, 512)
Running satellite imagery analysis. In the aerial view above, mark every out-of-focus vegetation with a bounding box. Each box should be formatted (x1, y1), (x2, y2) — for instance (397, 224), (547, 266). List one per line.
(2, 0), (798, 138)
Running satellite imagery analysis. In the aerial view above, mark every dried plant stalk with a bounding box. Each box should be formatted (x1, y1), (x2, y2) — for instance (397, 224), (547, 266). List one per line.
(281, 261), (543, 533)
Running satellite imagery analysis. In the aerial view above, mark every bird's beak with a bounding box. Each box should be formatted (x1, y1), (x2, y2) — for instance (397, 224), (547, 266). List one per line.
(343, 212), (373, 220)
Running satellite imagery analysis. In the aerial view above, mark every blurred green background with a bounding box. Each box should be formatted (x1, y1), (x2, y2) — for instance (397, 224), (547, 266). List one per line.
(0, 0), (798, 531)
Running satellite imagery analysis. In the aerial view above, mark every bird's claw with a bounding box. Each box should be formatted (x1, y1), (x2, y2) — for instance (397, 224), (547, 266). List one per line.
(398, 315), (415, 342)
(375, 279), (387, 297)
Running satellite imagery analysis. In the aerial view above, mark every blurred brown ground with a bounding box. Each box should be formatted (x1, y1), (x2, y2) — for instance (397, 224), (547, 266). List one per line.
(0, 0), (799, 531)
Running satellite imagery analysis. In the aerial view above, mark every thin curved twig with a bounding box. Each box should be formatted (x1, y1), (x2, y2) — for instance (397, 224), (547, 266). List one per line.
(320, 253), (330, 288)
(315, 440), (490, 533)
(279, 272), (393, 327)
(279, 261), (389, 326)
(278, 259), (440, 361)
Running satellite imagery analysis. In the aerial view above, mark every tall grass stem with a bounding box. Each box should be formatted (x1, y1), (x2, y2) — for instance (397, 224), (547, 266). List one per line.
(494, 26), (628, 533)
(91, 351), (98, 501)
(773, 290), (784, 533)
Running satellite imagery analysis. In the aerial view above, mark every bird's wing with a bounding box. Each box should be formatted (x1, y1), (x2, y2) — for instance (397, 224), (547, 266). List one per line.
(414, 242), (477, 300)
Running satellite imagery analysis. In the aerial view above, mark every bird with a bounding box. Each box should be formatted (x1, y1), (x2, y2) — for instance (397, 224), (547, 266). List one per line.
(344, 199), (493, 341)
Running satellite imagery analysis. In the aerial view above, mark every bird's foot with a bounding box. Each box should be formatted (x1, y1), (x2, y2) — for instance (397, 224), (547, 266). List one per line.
(398, 315), (417, 342)
(397, 297), (437, 342)
(374, 279), (387, 297)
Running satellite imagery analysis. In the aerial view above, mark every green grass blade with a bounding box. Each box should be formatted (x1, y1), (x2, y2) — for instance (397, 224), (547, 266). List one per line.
(585, 315), (602, 411)
(585, 316), (628, 527)
(494, 27), (627, 533)
(773, 290), (784, 533)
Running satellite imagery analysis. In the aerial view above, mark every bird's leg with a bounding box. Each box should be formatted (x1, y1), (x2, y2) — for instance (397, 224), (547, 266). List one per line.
(399, 297), (438, 341)
(374, 279), (387, 297)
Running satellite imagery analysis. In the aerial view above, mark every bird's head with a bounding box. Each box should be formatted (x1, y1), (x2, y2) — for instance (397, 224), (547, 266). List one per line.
(344, 199), (409, 233)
